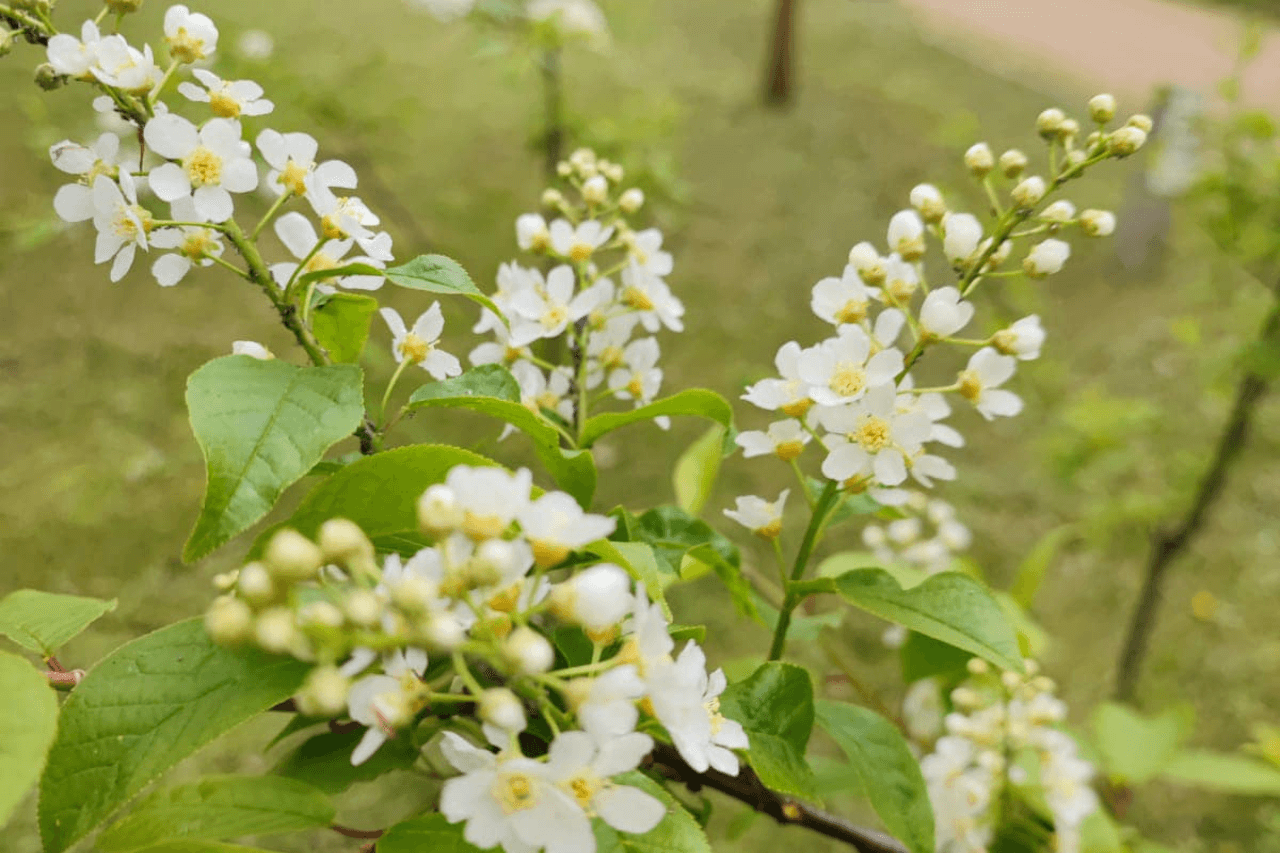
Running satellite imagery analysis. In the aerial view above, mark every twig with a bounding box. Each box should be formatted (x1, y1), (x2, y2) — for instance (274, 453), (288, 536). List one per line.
(648, 742), (909, 853)
(331, 824), (384, 840)
(1113, 294), (1280, 700)
(539, 46), (565, 185)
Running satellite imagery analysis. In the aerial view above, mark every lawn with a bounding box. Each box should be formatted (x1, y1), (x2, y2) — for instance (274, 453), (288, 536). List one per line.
(1, 0), (1278, 850)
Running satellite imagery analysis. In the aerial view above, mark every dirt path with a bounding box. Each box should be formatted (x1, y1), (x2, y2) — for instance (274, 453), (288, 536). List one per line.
(898, 0), (1280, 112)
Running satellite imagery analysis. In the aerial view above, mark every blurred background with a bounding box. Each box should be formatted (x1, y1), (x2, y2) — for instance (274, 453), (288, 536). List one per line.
(2, 0), (1279, 850)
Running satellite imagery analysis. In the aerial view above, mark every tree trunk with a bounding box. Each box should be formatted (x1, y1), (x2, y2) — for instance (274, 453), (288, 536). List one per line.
(763, 0), (797, 107)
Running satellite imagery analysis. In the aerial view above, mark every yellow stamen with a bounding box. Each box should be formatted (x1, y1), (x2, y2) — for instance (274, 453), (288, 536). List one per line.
(185, 146), (223, 188)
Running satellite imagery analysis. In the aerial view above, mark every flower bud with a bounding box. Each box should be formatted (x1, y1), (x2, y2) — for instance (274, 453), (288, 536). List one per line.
(1036, 108), (1066, 140)
(296, 666), (350, 717)
(582, 175), (608, 206)
(1039, 200), (1076, 224)
(909, 183), (947, 224)
(1126, 113), (1153, 134)
(236, 562), (276, 606)
(479, 687), (527, 734)
(966, 657), (990, 675)
(503, 626), (554, 675)
(422, 611), (466, 650)
(0, 29), (14, 59)
(541, 188), (564, 208)
(345, 589), (383, 627)
(254, 607), (299, 654)
(847, 241), (885, 286)
(569, 147), (596, 172)
(468, 539), (520, 588)
(998, 149), (1028, 178)
(1010, 175), (1046, 209)
(298, 601), (344, 630)
(417, 484), (463, 537)
(35, 63), (67, 91)
(105, 0), (145, 12)
(964, 142), (994, 177)
(950, 686), (984, 709)
(318, 518), (372, 564)
(1001, 671), (1023, 690)
(1059, 118), (1080, 140)
(1108, 125), (1147, 156)
(1064, 149), (1087, 171)
(887, 210), (926, 262)
(1079, 208), (1116, 237)
(551, 563), (632, 632)
(265, 529), (323, 582)
(205, 595), (253, 645)
(601, 161), (624, 183)
(556, 161), (573, 178)
(619, 188), (644, 214)
(390, 574), (439, 614)
(1023, 238), (1070, 277)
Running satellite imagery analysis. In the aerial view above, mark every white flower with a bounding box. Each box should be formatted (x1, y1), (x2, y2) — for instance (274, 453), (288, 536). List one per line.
(312, 194), (382, 251)
(723, 490), (788, 538)
(1023, 238), (1070, 277)
(439, 732), (594, 853)
(256, 129), (358, 203)
(957, 347), (1022, 420)
(626, 228), (673, 278)
(646, 643), (748, 775)
(145, 115), (258, 222)
(46, 21), (104, 79)
(881, 254), (920, 303)
(549, 218), (613, 263)
(544, 731), (666, 835)
(150, 198), (225, 286)
(886, 209), (925, 259)
(91, 174), (149, 283)
(270, 212), (384, 292)
(619, 262), (684, 333)
(622, 588), (675, 678)
(797, 325), (903, 407)
(509, 266), (607, 346)
(408, 0), (477, 20)
(90, 35), (161, 93)
(50, 133), (123, 223)
(992, 315), (1045, 360)
(232, 340), (273, 359)
(380, 305), (462, 380)
(511, 361), (573, 426)
(810, 265), (877, 326)
(446, 465), (534, 541)
(576, 665), (645, 739)
(517, 493), (616, 568)
(819, 384), (932, 487)
(552, 563), (633, 635)
(608, 337), (663, 405)
(516, 213), (550, 251)
(942, 213), (983, 267)
(903, 678), (944, 742)
(528, 0), (610, 40)
(735, 419), (810, 462)
(346, 648), (426, 765)
(919, 286), (975, 339)
(164, 4), (219, 64)
(742, 341), (813, 417)
(178, 69), (274, 118)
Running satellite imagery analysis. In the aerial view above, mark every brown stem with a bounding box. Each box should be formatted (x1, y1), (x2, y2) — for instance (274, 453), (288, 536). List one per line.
(649, 742), (909, 853)
(331, 824), (384, 840)
(540, 46), (565, 184)
(1113, 294), (1280, 700)
(762, 0), (798, 107)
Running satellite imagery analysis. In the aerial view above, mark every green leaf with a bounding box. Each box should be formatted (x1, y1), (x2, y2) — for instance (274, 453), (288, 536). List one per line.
(815, 700), (935, 853)
(594, 771), (712, 853)
(822, 569), (1024, 673)
(0, 589), (117, 656)
(311, 292), (378, 364)
(38, 619), (310, 853)
(1090, 702), (1187, 784)
(183, 357), (365, 562)
(379, 813), (484, 853)
(0, 650), (58, 825)
(385, 254), (505, 321)
(586, 539), (674, 618)
(673, 424), (724, 517)
(249, 444), (498, 558)
(900, 631), (971, 685)
(1160, 750), (1280, 795)
(293, 261), (384, 290)
(720, 663), (820, 801)
(580, 389), (733, 448)
(408, 366), (596, 507)
(273, 728), (420, 795)
(95, 776), (335, 852)
(1009, 525), (1075, 608)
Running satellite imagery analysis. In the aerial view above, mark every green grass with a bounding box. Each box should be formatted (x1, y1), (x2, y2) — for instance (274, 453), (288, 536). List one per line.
(2, 0), (1279, 850)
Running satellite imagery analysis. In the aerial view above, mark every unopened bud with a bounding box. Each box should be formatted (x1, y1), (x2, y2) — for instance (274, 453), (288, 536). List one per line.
(265, 529), (323, 582)
(298, 601), (344, 630)
(254, 607), (299, 654)
(1059, 118), (1080, 140)
(0, 29), (14, 58)
(951, 686), (983, 709)
(1023, 238), (1070, 277)
(1010, 175), (1046, 209)
(1079, 208), (1116, 237)
(296, 666), (350, 717)
(582, 174), (608, 206)
(1040, 200), (1076, 224)
(601, 161), (624, 183)
(478, 687), (526, 734)
(390, 574), (438, 614)
(964, 142), (994, 177)
(1064, 149), (1087, 171)
(236, 562), (275, 606)
(966, 657), (990, 675)
(848, 241), (885, 285)
(1036, 108), (1066, 140)
(504, 626), (554, 675)
(1126, 114), (1153, 134)
(999, 149), (1028, 178)
(417, 484), (463, 537)
(345, 589), (383, 627)
(909, 183), (947, 224)
(1088, 93), (1116, 123)
(619, 187), (644, 214)
(422, 611), (465, 650)
(541, 188), (564, 208)
(318, 518), (372, 564)
(556, 161), (573, 178)
(35, 63), (67, 91)
(1109, 125), (1147, 156)
(1001, 671), (1023, 690)
(205, 595), (253, 645)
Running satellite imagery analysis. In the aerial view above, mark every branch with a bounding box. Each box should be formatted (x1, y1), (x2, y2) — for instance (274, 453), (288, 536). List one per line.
(648, 742), (909, 853)
(1114, 292), (1280, 700)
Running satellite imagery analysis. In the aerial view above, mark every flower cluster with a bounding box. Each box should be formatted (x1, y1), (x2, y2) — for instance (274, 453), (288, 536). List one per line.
(471, 148), (681, 435)
(204, 464), (747, 853)
(907, 661), (1100, 853)
(409, 0), (610, 41)
(729, 95), (1147, 518)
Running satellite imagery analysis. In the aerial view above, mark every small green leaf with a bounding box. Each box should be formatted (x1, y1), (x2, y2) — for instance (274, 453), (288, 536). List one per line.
(0, 589), (116, 656)
(1090, 702), (1188, 784)
(249, 444), (498, 558)
(1009, 526), (1075, 608)
(184, 357), (365, 562)
(385, 254), (505, 321)
(0, 650), (58, 826)
(1160, 750), (1280, 795)
(378, 813), (484, 853)
(38, 619), (310, 853)
(593, 771), (713, 853)
(411, 364), (521, 403)
(586, 539), (674, 618)
(673, 424), (724, 517)
(824, 569), (1024, 673)
(95, 776), (335, 852)
(273, 728), (420, 795)
(815, 699), (935, 853)
(580, 389), (733, 448)
(311, 292), (378, 364)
